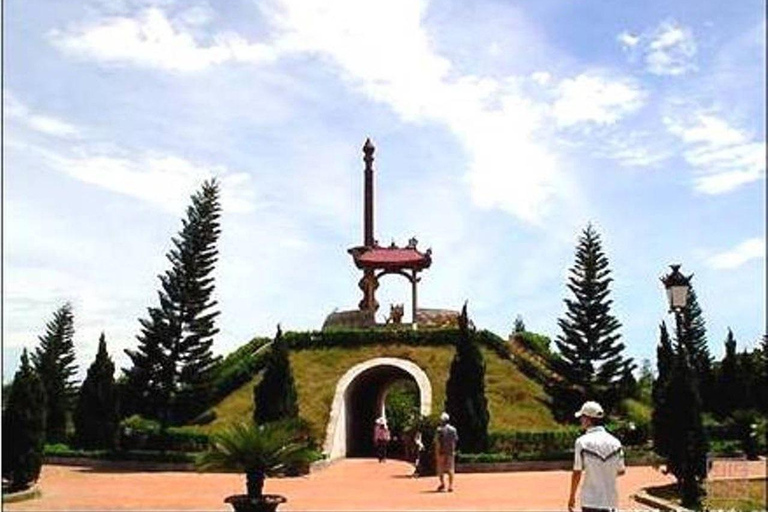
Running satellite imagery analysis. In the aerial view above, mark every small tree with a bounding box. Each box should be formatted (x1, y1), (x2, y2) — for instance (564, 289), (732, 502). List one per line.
(253, 326), (299, 424)
(715, 328), (739, 417)
(652, 322), (674, 459)
(32, 303), (78, 443)
(74, 333), (119, 449)
(665, 343), (709, 509)
(680, 288), (714, 411)
(513, 315), (526, 333)
(2, 350), (47, 491)
(444, 303), (489, 453)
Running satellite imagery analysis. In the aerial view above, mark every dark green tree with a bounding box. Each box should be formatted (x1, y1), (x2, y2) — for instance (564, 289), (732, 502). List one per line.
(637, 359), (654, 405)
(758, 334), (768, 414)
(253, 325), (299, 424)
(444, 303), (489, 453)
(665, 343), (709, 509)
(2, 350), (47, 491)
(124, 179), (223, 425)
(715, 328), (739, 417)
(679, 288), (714, 411)
(31, 303), (78, 443)
(513, 315), (526, 333)
(552, 224), (634, 416)
(652, 322), (674, 459)
(74, 333), (119, 449)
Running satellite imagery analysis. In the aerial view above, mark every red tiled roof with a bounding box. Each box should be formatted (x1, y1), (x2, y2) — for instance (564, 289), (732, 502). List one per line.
(348, 246), (432, 271)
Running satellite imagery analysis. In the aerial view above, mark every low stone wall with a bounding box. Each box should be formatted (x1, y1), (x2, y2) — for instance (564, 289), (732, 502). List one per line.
(2, 485), (42, 503)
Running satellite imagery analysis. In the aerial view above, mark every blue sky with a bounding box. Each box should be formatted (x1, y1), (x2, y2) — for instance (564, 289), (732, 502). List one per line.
(3, 0), (765, 382)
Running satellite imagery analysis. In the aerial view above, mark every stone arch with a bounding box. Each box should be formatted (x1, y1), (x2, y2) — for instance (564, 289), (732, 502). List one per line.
(323, 357), (432, 460)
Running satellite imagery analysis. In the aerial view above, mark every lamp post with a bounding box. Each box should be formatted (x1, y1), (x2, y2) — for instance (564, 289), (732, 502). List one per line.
(660, 264), (693, 343)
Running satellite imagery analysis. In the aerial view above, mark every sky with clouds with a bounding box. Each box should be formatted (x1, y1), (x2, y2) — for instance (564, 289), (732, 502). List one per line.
(3, 0), (765, 382)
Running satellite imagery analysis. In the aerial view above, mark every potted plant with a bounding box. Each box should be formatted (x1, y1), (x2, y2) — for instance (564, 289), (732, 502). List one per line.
(196, 420), (315, 512)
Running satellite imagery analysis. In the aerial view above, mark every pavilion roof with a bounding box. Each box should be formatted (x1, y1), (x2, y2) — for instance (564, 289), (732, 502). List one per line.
(348, 242), (432, 271)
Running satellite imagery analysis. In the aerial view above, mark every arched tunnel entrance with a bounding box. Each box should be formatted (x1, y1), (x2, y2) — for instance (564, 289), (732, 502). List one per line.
(323, 358), (432, 460)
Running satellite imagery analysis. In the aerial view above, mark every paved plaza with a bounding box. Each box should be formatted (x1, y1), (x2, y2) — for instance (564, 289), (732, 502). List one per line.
(5, 459), (686, 511)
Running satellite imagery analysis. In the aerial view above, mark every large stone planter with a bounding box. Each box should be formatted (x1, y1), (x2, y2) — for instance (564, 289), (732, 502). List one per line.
(224, 494), (287, 512)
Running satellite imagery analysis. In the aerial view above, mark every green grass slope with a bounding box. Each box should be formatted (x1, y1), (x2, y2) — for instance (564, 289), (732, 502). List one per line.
(204, 335), (559, 440)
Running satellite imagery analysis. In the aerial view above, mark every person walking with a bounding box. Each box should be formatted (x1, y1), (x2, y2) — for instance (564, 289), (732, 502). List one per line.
(411, 430), (424, 477)
(435, 412), (458, 492)
(373, 417), (391, 463)
(567, 401), (626, 512)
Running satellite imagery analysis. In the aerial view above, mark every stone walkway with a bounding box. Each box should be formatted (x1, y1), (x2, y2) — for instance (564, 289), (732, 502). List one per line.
(3, 459), (692, 511)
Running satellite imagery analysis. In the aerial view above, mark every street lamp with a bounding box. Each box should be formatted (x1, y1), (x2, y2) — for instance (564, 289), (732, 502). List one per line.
(660, 264), (693, 342)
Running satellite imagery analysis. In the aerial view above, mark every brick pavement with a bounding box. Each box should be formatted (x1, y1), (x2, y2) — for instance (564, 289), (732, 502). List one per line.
(3, 459), (689, 511)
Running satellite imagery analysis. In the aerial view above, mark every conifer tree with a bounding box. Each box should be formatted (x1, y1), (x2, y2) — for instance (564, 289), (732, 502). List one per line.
(513, 315), (526, 333)
(32, 303), (78, 443)
(716, 328), (739, 417)
(2, 350), (46, 491)
(652, 323), (675, 458)
(552, 224), (634, 416)
(759, 334), (768, 414)
(444, 303), (489, 453)
(124, 179), (222, 425)
(253, 325), (299, 424)
(665, 343), (709, 509)
(678, 287), (714, 412)
(74, 333), (119, 449)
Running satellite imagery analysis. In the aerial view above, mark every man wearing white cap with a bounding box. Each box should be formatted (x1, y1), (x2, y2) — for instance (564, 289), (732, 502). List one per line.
(567, 401), (625, 512)
(434, 412), (458, 492)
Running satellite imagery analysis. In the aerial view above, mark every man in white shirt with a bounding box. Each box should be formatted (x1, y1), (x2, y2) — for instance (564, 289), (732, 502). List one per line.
(568, 401), (626, 512)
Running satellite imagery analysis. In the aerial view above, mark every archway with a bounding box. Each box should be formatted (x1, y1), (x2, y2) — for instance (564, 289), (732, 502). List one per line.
(323, 357), (432, 460)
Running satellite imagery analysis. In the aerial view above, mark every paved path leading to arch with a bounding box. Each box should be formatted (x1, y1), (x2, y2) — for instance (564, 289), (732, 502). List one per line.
(3, 459), (692, 511)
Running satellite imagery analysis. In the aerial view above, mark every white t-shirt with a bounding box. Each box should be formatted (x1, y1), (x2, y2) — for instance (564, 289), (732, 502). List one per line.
(573, 426), (625, 510)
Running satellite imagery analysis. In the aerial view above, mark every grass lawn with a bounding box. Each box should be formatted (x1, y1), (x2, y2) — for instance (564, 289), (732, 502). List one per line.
(203, 343), (559, 440)
(647, 479), (767, 511)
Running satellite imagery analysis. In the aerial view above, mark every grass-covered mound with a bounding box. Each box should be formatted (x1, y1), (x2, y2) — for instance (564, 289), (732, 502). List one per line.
(202, 328), (559, 440)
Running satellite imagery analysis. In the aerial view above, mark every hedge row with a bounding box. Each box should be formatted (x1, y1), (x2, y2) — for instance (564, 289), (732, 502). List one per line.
(120, 416), (209, 452)
(283, 328), (511, 359)
(212, 337), (272, 400)
(44, 444), (197, 463)
(489, 429), (581, 455)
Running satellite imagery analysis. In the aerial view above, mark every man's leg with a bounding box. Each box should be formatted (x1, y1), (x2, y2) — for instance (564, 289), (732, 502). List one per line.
(447, 457), (454, 491)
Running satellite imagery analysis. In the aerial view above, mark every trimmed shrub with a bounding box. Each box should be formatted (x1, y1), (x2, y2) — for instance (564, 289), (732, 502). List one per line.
(118, 415), (209, 452)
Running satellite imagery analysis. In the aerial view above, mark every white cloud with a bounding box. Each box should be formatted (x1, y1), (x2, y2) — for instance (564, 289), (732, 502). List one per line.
(664, 112), (765, 194)
(707, 238), (765, 269)
(42, 146), (258, 214)
(262, 0), (573, 224)
(50, 7), (278, 72)
(552, 73), (645, 127)
(4, 92), (81, 138)
(619, 20), (697, 76)
(617, 31), (640, 49)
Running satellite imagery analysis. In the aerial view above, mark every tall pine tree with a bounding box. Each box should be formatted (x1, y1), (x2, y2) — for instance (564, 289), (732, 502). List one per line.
(652, 322), (674, 459)
(74, 333), (119, 449)
(552, 224), (634, 417)
(444, 303), (489, 453)
(124, 179), (222, 425)
(679, 287), (714, 411)
(32, 303), (78, 443)
(253, 325), (299, 424)
(2, 350), (47, 491)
